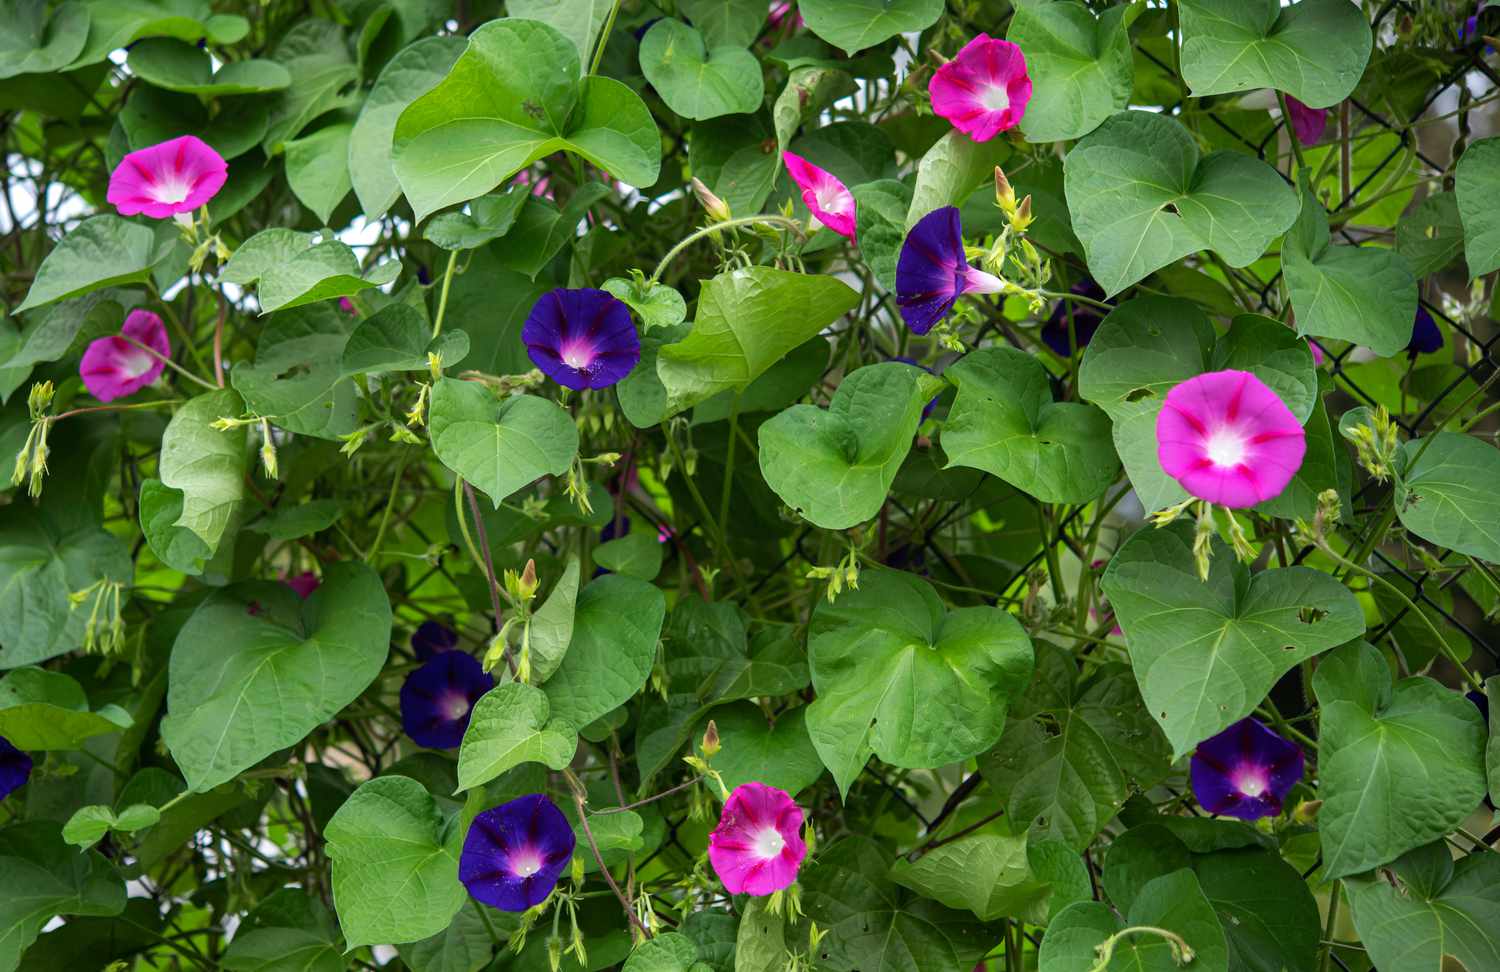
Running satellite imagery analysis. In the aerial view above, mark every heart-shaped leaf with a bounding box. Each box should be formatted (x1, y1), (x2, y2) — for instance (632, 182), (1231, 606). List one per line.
(1396, 191), (1464, 278)
(1344, 842), (1500, 972)
(1313, 641), (1488, 880)
(601, 276), (687, 331)
(340, 303), (468, 376)
(1040, 870), (1229, 972)
(891, 830), (1090, 924)
(161, 562), (393, 791)
(15, 215), (175, 313)
(139, 388), (248, 577)
(1063, 110), (1299, 296)
(1457, 136), (1500, 278)
(0, 668), (132, 750)
(284, 123), (352, 224)
(799, 0), (942, 55)
(1009, 0), (1134, 142)
(1101, 522), (1364, 757)
(0, 0), (88, 80)
(529, 558), (581, 686)
(942, 346), (1120, 504)
(426, 378), (579, 508)
(231, 304), (361, 440)
(1178, 0), (1371, 107)
(639, 19), (763, 121)
(542, 574), (666, 730)
(1395, 432), (1500, 563)
(457, 682), (577, 792)
(759, 362), (946, 530)
(693, 702), (824, 798)
(423, 186), (528, 251)
(127, 38), (290, 94)
(0, 822), (125, 972)
(261, 19), (359, 152)
(806, 569), (1034, 797)
(906, 129), (1010, 229)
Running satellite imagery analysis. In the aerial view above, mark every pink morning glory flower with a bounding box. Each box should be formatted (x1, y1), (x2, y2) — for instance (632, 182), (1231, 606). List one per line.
(708, 781), (806, 896)
(107, 135), (227, 219)
(460, 794), (576, 911)
(1190, 717), (1304, 820)
(1156, 370), (1307, 508)
(782, 151), (856, 240)
(1306, 339), (1325, 367)
(399, 650), (494, 749)
(79, 309), (170, 403)
(928, 35), (1032, 142)
(1284, 96), (1329, 146)
(522, 288), (642, 391)
(895, 206), (1004, 335)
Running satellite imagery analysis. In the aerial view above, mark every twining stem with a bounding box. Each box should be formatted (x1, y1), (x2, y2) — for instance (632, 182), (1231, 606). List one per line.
(566, 772), (652, 940)
(590, 776), (703, 815)
(1088, 925), (1196, 972)
(431, 250), (459, 339)
(1277, 91), (1309, 174)
(462, 479), (518, 676)
(49, 398), (184, 423)
(364, 447), (411, 563)
(1037, 288), (1113, 312)
(1319, 881), (1341, 972)
(589, 0), (622, 76)
(719, 391), (741, 539)
(648, 215), (807, 285)
(212, 292), (227, 387)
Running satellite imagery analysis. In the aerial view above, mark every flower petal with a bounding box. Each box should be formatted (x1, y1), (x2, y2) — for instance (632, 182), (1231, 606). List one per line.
(896, 206), (969, 335)
(79, 309), (170, 402)
(928, 35), (1032, 142)
(1156, 370), (1306, 508)
(709, 782), (806, 896)
(460, 794), (575, 911)
(782, 151), (857, 240)
(400, 651), (495, 749)
(523, 288), (642, 390)
(107, 135), (227, 219)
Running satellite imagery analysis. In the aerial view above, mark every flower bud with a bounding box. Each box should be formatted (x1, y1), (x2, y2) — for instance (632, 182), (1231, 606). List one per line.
(701, 719), (721, 758)
(691, 177), (732, 223)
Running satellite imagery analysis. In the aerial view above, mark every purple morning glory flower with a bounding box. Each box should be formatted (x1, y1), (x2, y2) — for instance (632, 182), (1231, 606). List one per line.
(399, 651), (494, 749)
(1284, 96), (1329, 147)
(1190, 717), (1304, 820)
(895, 206), (1004, 335)
(411, 620), (459, 661)
(459, 793), (576, 911)
(1469, 688), (1490, 724)
(522, 288), (641, 390)
(1406, 306), (1444, 357)
(0, 736), (31, 801)
(1040, 279), (1109, 356)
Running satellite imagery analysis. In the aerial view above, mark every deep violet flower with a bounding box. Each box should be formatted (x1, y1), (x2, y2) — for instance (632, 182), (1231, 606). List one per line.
(522, 288), (641, 391)
(928, 35), (1032, 142)
(1284, 96), (1329, 146)
(895, 206), (1004, 335)
(283, 572), (320, 599)
(0, 736), (32, 802)
(1040, 280), (1109, 356)
(80, 309), (170, 403)
(1156, 370), (1307, 508)
(1406, 306), (1444, 357)
(399, 651), (494, 749)
(708, 781), (806, 896)
(1190, 717), (1304, 820)
(107, 135), (227, 219)
(459, 794), (576, 911)
(782, 151), (856, 240)
(411, 620), (459, 660)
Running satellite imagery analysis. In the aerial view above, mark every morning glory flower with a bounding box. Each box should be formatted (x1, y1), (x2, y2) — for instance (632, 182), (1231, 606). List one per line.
(522, 288), (642, 391)
(459, 794), (576, 911)
(80, 309), (170, 403)
(1156, 370), (1307, 508)
(782, 151), (856, 240)
(1039, 279), (1109, 356)
(1190, 717), (1304, 820)
(1284, 96), (1329, 146)
(283, 571), (319, 599)
(399, 650), (494, 749)
(895, 206), (1004, 335)
(411, 620), (459, 660)
(1407, 306), (1444, 357)
(708, 781), (806, 896)
(107, 135), (227, 219)
(928, 35), (1032, 142)
(0, 736), (32, 802)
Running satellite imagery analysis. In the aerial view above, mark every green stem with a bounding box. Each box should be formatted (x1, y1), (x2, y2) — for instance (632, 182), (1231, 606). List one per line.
(120, 336), (218, 391)
(1278, 91), (1309, 174)
(719, 391), (741, 539)
(648, 215), (806, 285)
(1319, 881), (1341, 972)
(1037, 288), (1113, 312)
(1088, 926), (1196, 972)
(364, 446), (411, 563)
(589, 0), (622, 75)
(431, 250), (458, 339)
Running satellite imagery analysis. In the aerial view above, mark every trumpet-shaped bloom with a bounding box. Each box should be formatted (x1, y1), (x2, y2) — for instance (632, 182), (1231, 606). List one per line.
(895, 206), (1004, 335)
(1040, 280), (1109, 356)
(522, 288), (641, 390)
(928, 35), (1032, 142)
(1284, 96), (1329, 146)
(411, 620), (459, 660)
(708, 781), (806, 896)
(460, 794), (575, 911)
(0, 736), (31, 801)
(400, 651), (494, 749)
(107, 135), (227, 219)
(782, 151), (856, 239)
(1191, 717), (1303, 820)
(80, 309), (170, 403)
(1156, 370), (1306, 508)
(1407, 306), (1444, 356)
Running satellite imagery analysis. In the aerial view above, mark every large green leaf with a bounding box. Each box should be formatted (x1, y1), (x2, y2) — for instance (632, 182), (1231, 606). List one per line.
(1456, 137), (1500, 278)
(805, 570), (1033, 797)
(680, 0), (765, 47)
(392, 18), (659, 221)
(654, 266), (859, 419)
(1009, 0), (1134, 142)
(395, 900), (498, 972)
(0, 0), (88, 80)
(231, 304), (362, 440)
(758, 362), (946, 530)
(1040, 870), (1229, 972)
(1312, 640), (1487, 880)
(0, 668), (131, 750)
(14, 215), (173, 313)
(1063, 110), (1298, 296)
(639, 19), (763, 121)
(161, 562), (393, 791)
(426, 379), (579, 508)
(695, 702), (823, 798)
(890, 829), (1089, 924)
(456, 682), (577, 792)
(1396, 191), (1464, 278)
(1283, 185), (1417, 358)
(542, 574), (666, 730)
(1488, 676), (1500, 804)
(1101, 522), (1364, 757)
(942, 346), (1119, 504)
(341, 303), (467, 376)
(1343, 841), (1500, 972)
(1177, 0), (1371, 107)
(906, 130), (1010, 229)
(126, 38), (290, 94)
(1394, 432), (1500, 563)
(221, 927), (342, 972)
(424, 187), (529, 252)
(979, 643), (1172, 852)
(509, 0), (617, 64)
(139, 388), (248, 576)
(798, 0), (943, 55)
(325, 775), (466, 949)
(262, 18), (359, 152)
(284, 124), (353, 224)
(0, 822), (125, 972)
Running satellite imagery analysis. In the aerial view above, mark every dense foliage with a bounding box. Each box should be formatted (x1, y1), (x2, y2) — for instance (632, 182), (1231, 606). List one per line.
(1, 0), (1499, 970)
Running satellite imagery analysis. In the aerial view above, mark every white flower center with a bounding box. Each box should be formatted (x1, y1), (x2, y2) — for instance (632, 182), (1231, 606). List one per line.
(814, 186), (844, 214)
(981, 85), (1011, 113)
(1234, 771), (1268, 798)
(151, 177), (193, 204)
(1204, 427), (1247, 467)
(752, 827), (785, 859)
(439, 692), (471, 722)
(511, 851), (544, 878)
(560, 342), (594, 370)
(122, 348), (157, 380)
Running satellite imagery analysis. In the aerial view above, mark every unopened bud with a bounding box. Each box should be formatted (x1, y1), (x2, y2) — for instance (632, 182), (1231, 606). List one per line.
(993, 166), (1016, 213)
(1292, 799), (1322, 824)
(1011, 194), (1033, 232)
(691, 177), (731, 223)
(701, 719), (721, 758)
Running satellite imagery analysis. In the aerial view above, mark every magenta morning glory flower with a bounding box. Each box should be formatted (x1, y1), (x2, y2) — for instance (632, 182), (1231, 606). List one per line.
(1190, 717), (1304, 820)
(522, 288), (641, 391)
(1407, 306), (1444, 357)
(1307, 339), (1325, 367)
(782, 151), (856, 240)
(1284, 96), (1329, 146)
(928, 35), (1032, 142)
(79, 309), (170, 403)
(895, 206), (1004, 335)
(411, 620), (459, 660)
(399, 651), (495, 749)
(1156, 370), (1307, 508)
(459, 793), (576, 911)
(107, 135), (227, 219)
(708, 781), (807, 896)
(1040, 279), (1109, 356)
(283, 571), (320, 599)
(0, 736), (32, 802)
